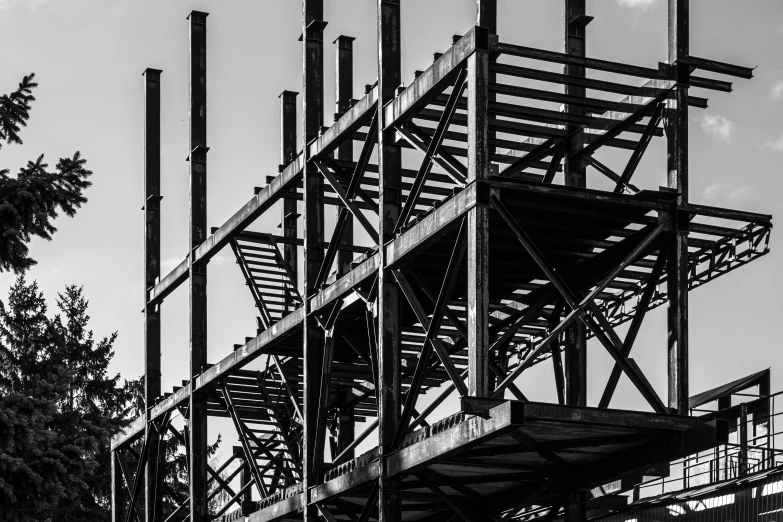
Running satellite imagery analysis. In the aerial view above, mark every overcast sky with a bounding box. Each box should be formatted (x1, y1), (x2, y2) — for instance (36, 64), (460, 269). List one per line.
(2, 0), (783, 437)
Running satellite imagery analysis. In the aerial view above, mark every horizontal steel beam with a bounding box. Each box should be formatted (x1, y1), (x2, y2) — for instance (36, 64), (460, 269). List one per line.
(496, 41), (732, 92)
(489, 62), (710, 109)
(386, 181), (478, 266)
(111, 308), (305, 450)
(384, 26), (483, 130)
(147, 156), (305, 305)
(309, 86), (378, 160)
(687, 203), (772, 224)
(689, 55), (754, 79)
(496, 41), (659, 79)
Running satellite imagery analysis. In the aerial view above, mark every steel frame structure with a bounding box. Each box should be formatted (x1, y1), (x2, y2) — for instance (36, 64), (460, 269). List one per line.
(112, 2), (773, 521)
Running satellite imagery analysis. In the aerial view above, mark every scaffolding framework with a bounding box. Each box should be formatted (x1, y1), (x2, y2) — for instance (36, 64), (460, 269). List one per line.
(112, 2), (773, 521)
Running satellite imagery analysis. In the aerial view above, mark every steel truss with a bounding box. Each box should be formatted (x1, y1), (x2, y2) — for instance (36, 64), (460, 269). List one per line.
(114, 2), (772, 522)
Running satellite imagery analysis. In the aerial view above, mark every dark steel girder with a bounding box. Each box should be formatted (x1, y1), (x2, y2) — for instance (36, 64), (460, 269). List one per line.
(491, 194), (667, 414)
(396, 66), (468, 232)
(393, 218), (468, 448)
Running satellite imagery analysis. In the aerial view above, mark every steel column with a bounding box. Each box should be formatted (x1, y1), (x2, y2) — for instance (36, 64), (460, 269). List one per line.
(565, 491), (587, 522)
(378, 0), (402, 520)
(187, 11), (209, 522)
(302, 1), (325, 520)
(667, 0), (689, 415)
(238, 448), (252, 511)
(477, 0), (497, 168)
(563, 0), (588, 414)
(467, 29), (490, 398)
(756, 372), (772, 467)
(335, 35), (355, 277)
(477, 0), (497, 34)
(739, 402), (749, 476)
(112, 452), (123, 522)
(142, 67), (162, 522)
(280, 90), (299, 315)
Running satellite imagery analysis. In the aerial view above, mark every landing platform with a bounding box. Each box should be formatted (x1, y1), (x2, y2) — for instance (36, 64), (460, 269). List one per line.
(250, 400), (725, 521)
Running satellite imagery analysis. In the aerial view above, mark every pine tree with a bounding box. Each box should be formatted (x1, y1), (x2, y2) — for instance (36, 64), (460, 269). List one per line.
(49, 285), (131, 521)
(0, 277), (132, 521)
(0, 74), (93, 273)
(0, 276), (69, 521)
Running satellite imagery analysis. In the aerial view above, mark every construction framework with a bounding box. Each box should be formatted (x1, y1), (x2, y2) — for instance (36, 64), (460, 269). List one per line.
(112, 2), (774, 521)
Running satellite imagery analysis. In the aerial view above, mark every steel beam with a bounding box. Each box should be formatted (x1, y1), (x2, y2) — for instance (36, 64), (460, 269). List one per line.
(467, 30), (491, 398)
(395, 67), (467, 231)
(599, 251), (667, 409)
(187, 11), (209, 522)
(222, 383), (269, 498)
(142, 67), (162, 522)
(564, 0), (588, 413)
(395, 268), (469, 399)
(147, 155), (303, 306)
(495, 41), (731, 92)
(614, 102), (663, 194)
(280, 90), (299, 316)
(302, 2), (325, 520)
(112, 452), (123, 522)
(378, 1), (402, 520)
(383, 27), (479, 130)
(335, 35), (355, 277)
(667, 0), (689, 416)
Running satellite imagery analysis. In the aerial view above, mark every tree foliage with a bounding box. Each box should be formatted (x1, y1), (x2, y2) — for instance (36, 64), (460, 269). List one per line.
(0, 276), (133, 522)
(0, 74), (93, 273)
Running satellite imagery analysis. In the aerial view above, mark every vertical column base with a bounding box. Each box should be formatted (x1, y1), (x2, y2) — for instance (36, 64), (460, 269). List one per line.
(468, 204), (490, 398)
(145, 426), (160, 522)
(564, 322), (587, 407)
(189, 398), (208, 522)
(379, 474), (401, 522)
(565, 491), (587, 522)
(667, 230), (688, 415)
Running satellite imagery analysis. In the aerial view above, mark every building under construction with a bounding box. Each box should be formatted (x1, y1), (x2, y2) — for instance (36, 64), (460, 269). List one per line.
(110, 1), (778, 521)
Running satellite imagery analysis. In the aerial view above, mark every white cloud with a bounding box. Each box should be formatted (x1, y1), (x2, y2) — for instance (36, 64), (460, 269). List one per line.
(699, 114), (735, 144)
(618, 0), (660, 9)
(703, 182), (748, 203)
(762, 133), (783, 152)
(770, 80), (783, 100)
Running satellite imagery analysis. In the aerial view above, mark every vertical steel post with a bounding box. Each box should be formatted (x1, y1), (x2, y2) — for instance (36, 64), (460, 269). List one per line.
(336, 403), (355, 461)
(477, 0), (497, 33)
(280, 90), (299, 314)
(378, 0), (402, 520)
(239, 448), (252, 511)
(302, 1), (325, 520)
(112, 452), (122, 522)
(187, 11), (209, 522)
(467, 26), (491, 398)
(565, 492), (587, 522)
(563, 0), (588, 410)
(564, 6), (588, 519)
(756, 372), (772, 467)
(335, 35), (356, 277)
(667, 0), (689, 415)
(143, 67), (162, 522)
(477, 1), (497, 392)
(477, 0), (497, 158)
(719, 395), (731, 480)
(740, 403), (749, 477)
